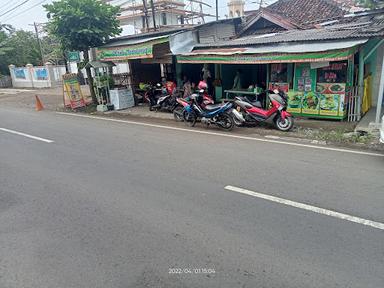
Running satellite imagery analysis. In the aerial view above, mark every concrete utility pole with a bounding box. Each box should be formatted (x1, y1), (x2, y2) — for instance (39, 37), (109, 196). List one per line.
(142, 0), (150, 31)
(149, 0), (157, 30)
(216, 0), (218, 21)
(33, 22), (44, 64)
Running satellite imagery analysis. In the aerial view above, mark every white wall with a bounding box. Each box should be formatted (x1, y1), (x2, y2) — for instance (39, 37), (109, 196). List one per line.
(9, 63), (67, 88)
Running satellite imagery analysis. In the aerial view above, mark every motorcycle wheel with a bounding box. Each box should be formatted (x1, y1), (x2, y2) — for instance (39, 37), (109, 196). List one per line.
(183, 110), (197, 127)
(173, 106), (184, 121)
(217, 113), (234, 131)
(274, 115), (294, 131)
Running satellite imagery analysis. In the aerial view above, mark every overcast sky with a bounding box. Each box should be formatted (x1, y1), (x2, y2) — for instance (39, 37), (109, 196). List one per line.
(0, 0), (276, 33)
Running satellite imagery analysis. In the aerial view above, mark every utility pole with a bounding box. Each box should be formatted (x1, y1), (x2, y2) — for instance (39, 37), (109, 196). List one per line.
(149, 0), (156, 31)
(216, 0), (218, 21)
(33, 22), (44, 64)
(142, 0), (150, 31)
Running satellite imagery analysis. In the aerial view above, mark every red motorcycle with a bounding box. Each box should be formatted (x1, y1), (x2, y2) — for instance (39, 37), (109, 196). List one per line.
(173, 90), (214, 121)
(232, 90), (294, 131)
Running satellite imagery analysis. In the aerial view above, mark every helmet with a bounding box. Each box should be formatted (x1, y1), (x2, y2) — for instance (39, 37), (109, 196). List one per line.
(198, 81), (207, 90)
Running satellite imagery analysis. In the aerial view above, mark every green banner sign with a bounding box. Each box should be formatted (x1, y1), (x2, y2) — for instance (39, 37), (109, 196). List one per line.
(97, 37), (169, 61)
(67, 51), (80, 63)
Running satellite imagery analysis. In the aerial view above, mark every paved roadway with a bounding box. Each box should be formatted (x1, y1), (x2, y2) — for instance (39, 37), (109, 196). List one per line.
(0, 106), (383, 288)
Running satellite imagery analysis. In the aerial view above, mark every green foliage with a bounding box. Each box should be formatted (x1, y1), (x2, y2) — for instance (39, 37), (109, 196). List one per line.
(44, 0), (122, 52)
(355, 0), (384, 8)
(0, 27), (42, 75)
(0, 24), (14, 57)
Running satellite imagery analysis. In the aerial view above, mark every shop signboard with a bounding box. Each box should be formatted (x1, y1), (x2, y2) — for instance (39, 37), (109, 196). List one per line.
(68, 51), (80, 63)
(63, 73), (86, 109)
(97, 37), (169, 61)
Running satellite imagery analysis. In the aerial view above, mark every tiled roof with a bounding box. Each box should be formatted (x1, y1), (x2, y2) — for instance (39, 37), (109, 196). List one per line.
(266, 0), (350, 28)
(195, 15), (384, 49)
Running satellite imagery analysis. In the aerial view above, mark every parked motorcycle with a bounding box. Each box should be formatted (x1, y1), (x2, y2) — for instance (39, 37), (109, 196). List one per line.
(232, 89), (294, 131)
(143, 83), (163, 111)
(182, 94), (235, 131)
(173, 90), (214, 121)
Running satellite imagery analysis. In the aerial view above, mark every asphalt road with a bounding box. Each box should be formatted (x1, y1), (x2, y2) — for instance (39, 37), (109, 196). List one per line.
(0, 106), (383, 288)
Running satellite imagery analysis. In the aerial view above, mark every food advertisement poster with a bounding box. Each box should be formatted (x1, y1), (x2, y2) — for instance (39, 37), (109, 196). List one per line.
(63, 73), (86, 109)
(316, 83), (345, 94)
(287, 91), (302, 113)
(317, 83), (345, 116)
(319, 94), (339, 116)
(301, 92), (320, 115)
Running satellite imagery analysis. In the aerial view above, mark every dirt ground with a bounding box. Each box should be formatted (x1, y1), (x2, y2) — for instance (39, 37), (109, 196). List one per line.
(0, 86), (91, 111)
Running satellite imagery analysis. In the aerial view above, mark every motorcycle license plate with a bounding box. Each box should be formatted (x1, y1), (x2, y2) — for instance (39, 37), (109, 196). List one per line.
(236, 106), (241, 112)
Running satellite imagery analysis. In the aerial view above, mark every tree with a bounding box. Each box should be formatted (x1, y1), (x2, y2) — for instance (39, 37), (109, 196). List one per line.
(44, 0), (122, 103)
(355, 0), (384, 8)
(0, 27), (42, 75)
(0, 24), (13, 58)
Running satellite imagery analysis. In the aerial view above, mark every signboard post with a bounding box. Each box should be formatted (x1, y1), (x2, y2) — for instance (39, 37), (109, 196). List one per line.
(67, 51), (81, 63)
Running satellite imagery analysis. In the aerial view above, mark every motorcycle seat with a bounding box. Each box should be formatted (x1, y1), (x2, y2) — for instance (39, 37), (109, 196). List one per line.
(251, 101), (263, 108)
(204, 104), (223, 110)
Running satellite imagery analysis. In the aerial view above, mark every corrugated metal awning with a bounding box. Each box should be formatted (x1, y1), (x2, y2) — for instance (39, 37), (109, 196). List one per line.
(177, 39), (367, 64)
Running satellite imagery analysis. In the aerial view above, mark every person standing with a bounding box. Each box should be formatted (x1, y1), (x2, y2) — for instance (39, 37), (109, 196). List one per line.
(232, 69), (242, 90)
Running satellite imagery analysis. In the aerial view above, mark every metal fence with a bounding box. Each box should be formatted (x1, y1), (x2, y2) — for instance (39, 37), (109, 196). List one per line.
(0, 76), (12, 88)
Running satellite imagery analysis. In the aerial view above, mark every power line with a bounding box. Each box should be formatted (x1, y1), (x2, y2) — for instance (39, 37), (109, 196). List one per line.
(1, 0), (22, 13)
(2, 0), (48, 23)
(0, 0), (30, 18)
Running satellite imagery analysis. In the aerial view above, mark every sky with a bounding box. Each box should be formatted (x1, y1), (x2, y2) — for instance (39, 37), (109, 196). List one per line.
(0, 0), (276, 33)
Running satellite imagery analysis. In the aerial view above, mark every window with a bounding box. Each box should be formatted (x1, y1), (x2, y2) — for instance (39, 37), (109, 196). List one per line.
(162, 13), (167, 25)
(317, 62), (347, 83)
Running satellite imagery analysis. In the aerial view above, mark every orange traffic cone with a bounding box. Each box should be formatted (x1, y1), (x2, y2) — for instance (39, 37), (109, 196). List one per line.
(35, 95), (44, 111)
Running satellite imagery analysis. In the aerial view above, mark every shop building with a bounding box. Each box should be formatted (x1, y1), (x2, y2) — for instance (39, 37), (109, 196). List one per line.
(177, 9), (384, 122)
